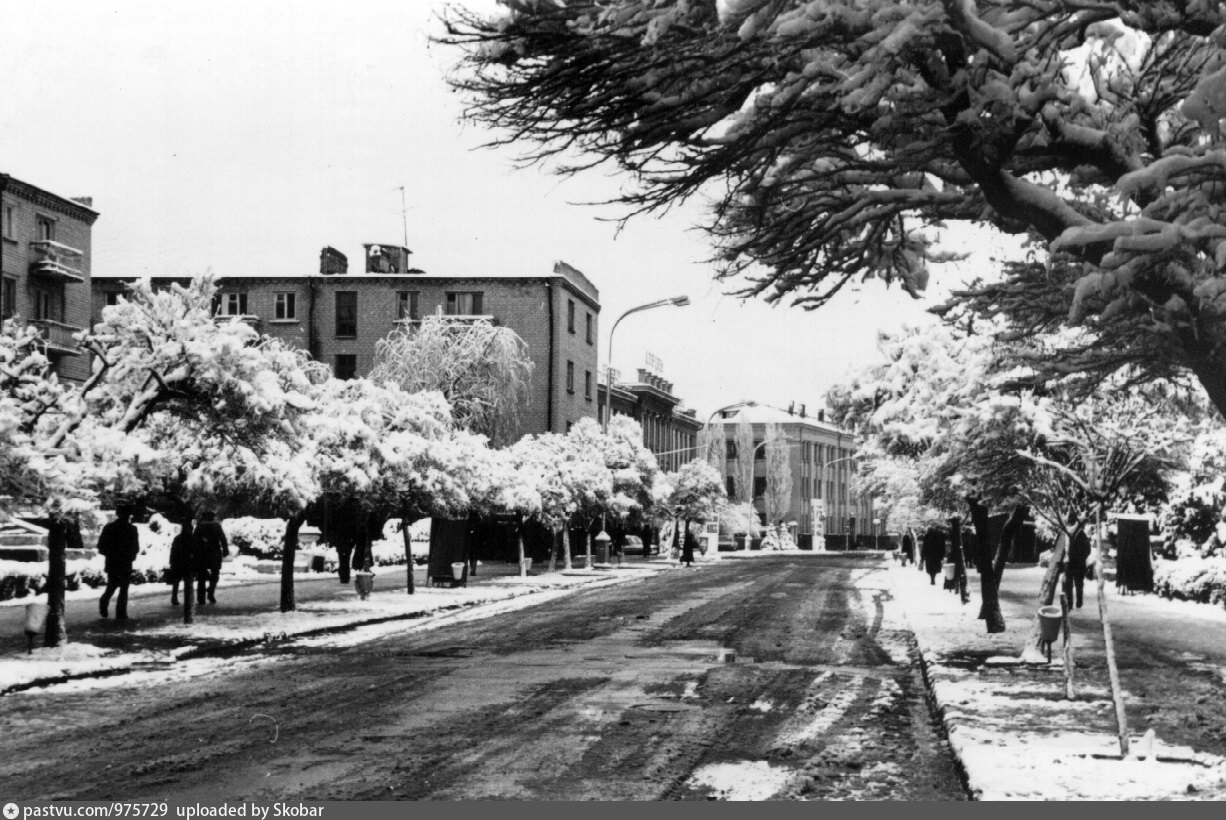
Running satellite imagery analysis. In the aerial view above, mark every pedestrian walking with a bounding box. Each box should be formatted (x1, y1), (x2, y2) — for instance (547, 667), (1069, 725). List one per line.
(167, 520), (193, 607)
(98, 506), (140, 620)
(900, 530), (915, 566)
(194, 511), (228, 605)
(1068, 528), (1092, 609)
(682, 525), (698, 567)
(921, 526), (945, 586)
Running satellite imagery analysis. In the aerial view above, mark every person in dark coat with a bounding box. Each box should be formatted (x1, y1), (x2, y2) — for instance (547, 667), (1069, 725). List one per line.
(682, 525), (698, 567)
(167, 520), (193, 607)
(921, 526), (946, 586)
(900, 531), (916, 566)
(194, 511), (229, 605)
(1068, 529), (1092, 609)
(98, 506), (140, 620)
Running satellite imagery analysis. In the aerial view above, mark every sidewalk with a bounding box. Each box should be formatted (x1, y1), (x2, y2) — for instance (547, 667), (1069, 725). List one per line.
(884, 560), (1226, 800)
(0, 552), (684, 696)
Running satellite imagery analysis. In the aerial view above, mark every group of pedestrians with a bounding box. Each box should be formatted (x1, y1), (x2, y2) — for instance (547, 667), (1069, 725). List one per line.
(896, 517), (1094, 609)
(96, 507), (229, 620)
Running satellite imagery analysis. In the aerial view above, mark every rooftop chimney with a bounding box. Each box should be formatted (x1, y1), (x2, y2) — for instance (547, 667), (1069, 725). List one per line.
(363, 243), (415, 274)
(320, 247), (348, 275)
(799, 403), (807, 418)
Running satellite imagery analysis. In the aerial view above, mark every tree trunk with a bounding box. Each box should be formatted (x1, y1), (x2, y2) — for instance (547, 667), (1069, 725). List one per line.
(966, 499), (1027, 633)
(279, 513), (305, 613)
(1020, 529), (1069, 663)
(548, 526), (558, 572)
(183, 568), (195, 625)
(949, 517), (969, 605)
(401, 514), (417, 594)
(336, 544), (352, 584)
(583, 524), (592, 570)
(43, 518), (69, 648)
(563, 525), (573, 571)
(518, 525), (527, 577)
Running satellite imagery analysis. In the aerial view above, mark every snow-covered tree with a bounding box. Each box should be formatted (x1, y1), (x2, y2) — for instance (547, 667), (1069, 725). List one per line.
(566, 416), (660, 562)
(764, 422), (792, 526)
(81, 277), (326, 625)
(661, 459), (727, 537)
(734, 411), (754, 505)
(370, 310), (533, 446)
(445, 2), (1226, 415)
(507, 432), (613, 570)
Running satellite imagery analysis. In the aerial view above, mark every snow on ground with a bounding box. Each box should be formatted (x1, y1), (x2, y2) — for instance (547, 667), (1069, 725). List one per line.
(884, 562), (1226, 800)
(687, 760), (796, 801)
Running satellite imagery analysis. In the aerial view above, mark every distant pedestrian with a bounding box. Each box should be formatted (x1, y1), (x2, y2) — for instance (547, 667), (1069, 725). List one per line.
(98, 506), (140, 620)
(167, 520), (193, 607)
(900, 531), (916, 566)
(1068, 529), (1092, 609)
(194, 511), (228, 605)
(921, 526), (945, 586)
(682, 525), (698, 567)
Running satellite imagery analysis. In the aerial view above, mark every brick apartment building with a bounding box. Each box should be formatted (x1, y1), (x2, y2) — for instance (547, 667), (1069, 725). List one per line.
(598, 368), (702, 473)
(1, 174), (99, 382)
(91, 248), (600, 437)
(711, 403), (874, 541)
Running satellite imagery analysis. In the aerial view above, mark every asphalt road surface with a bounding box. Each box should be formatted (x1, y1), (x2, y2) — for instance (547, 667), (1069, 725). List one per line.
(0, 554), (968, 801)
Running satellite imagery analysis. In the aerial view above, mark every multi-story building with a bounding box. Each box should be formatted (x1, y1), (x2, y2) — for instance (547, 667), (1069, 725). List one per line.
(1, 174), (99, 382)
(91, 249), (600, 436)
(710, 403), (874, 542)
(598, 367), (702, 472)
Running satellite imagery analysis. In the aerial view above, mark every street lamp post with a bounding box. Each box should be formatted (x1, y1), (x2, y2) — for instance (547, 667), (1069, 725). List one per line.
(602, 295), (690, 435)
(596, 295), (690, 568)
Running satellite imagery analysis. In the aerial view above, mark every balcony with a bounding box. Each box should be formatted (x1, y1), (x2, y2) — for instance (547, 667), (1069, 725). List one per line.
(28, 240), (85, 284)
(29, 319), (83, 355)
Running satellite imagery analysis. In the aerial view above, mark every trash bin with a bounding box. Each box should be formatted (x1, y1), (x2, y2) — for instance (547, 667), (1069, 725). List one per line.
(309, 555), (326, 573)
(24, 602), (48, 654)
(1038, 605), (1063, 643)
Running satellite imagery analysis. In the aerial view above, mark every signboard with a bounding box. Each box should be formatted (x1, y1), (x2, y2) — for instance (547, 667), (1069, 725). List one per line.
(702, 519), (720, 554)
(645, 351), (664, 373)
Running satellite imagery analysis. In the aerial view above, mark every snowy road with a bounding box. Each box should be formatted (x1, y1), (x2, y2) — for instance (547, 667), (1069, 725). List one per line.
(0, 555), (967, 801)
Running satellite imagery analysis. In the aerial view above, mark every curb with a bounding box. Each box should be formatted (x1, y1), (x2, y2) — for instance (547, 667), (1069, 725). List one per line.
(1, 568), (653, 697)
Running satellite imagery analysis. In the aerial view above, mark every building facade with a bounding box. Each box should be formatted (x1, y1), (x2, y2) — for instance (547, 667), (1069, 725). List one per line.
(91, 250), (600, 437)
(598, 368), (702, 472)
(711, 404), (874, 540)
(1, 174), (99, 382)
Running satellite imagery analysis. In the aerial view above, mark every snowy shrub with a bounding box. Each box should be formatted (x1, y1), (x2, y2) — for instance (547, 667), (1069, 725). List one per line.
(1153, 556), (1226, 608)
(226, 517), (285, 560)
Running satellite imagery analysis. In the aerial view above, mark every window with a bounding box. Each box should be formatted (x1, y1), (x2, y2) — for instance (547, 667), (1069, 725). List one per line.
(334, 354), (357, 380)
(725, 441), (737, 460)
(1, 277), (14, 319)
(753, 476), (767, 497)
(2, 204), (13, 239)
(397, 291), (419, 321)
(726, 476), (736, 497)
(586, 313), (593, 344)
(585, 370), (592, 400)
(567, 299), (575, 333)
(566, 360), (575, 393)
(32, 286), (53, 321)
(335, 291), (357, 337)
(214, 292), (248, 316)
(35, 215), (54, 241)
(104, 291), (121, 307)
(274, 292), (297, 320)
(445, 291), (483, 315)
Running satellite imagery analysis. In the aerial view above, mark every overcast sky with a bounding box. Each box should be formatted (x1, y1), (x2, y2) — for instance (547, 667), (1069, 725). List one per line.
(0, 0), (1008, 418)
